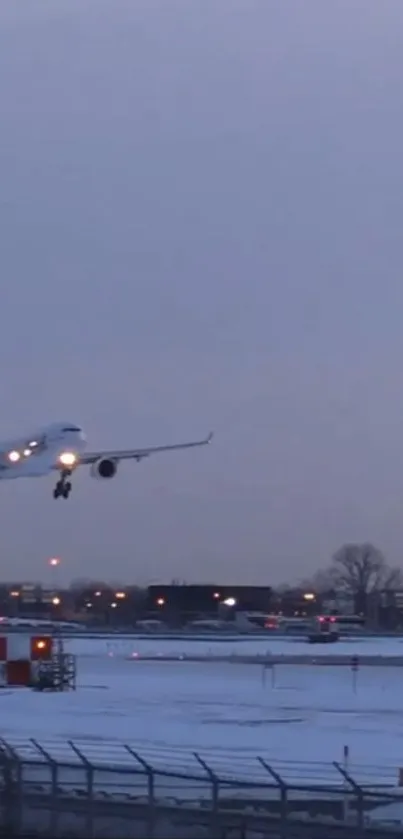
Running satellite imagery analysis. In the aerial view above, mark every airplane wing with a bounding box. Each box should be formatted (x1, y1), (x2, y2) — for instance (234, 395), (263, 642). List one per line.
(79, 432), (213, 466)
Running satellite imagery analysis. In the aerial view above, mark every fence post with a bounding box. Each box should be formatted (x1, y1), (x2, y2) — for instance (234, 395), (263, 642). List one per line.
(194, 753), (220, 838)
(30, 739), (59, 836)
(351, 656), (359, 693)
(30, 738), (58, 797)
(262, 663), (276, 688)
(333, 761), (364, 829)
(68, 740), (95, 838)
(124, 746), (156, 838)
(342, 745), (350, 822)
(0, 737), (22, 835)
(258, 757), (288, 831)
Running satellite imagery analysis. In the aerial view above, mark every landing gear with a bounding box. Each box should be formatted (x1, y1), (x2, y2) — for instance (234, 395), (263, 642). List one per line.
(53, 472), (72, 500)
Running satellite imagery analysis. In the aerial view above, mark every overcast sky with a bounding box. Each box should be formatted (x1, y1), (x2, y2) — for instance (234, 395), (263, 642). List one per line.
(1, 0), (403, 585)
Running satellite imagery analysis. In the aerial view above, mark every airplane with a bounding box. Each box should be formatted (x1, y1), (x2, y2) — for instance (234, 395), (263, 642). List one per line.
(0, 421), (213, 499)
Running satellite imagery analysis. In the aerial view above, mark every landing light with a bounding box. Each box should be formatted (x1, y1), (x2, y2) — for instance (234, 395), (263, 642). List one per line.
(8, 450), (20, 462)
(23, 449), (32, 457)
(59, 451), (77, 467)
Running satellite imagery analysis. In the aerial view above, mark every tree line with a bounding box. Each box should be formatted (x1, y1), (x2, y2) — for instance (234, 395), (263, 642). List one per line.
(297, 542), (403, 610)
(68, 543), (403, 610)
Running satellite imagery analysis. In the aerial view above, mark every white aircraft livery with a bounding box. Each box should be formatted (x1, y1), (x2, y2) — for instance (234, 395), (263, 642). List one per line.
(0, 422), (213, 499)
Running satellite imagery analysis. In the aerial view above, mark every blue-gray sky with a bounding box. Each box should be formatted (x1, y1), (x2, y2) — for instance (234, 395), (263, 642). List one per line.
(1, 0), (403, 585)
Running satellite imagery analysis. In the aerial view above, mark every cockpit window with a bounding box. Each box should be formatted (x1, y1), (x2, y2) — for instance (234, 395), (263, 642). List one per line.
(62, 426), (81, 433)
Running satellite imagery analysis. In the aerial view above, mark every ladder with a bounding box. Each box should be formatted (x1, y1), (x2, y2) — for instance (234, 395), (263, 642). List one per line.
(33, 653), (76, 691)
(32, 627), (77, 691)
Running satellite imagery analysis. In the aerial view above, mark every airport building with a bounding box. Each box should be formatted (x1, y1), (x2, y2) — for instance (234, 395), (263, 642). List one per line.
(2, 580), (403, 630)
(146, 584), (272, 625)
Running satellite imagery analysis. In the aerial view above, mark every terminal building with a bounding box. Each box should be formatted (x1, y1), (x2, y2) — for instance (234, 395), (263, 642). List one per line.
(146, 584), (272, 625)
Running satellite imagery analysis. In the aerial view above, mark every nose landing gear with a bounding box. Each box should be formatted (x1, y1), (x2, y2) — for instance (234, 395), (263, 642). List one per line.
(53, 471), (72, 499)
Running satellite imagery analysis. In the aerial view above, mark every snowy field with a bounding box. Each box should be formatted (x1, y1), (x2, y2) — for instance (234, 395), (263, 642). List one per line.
(1, 638), (403, 797)
(65, 633), (403, 659)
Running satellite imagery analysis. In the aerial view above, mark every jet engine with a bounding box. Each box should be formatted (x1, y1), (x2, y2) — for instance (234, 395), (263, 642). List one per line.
(90, 458), (118, 480)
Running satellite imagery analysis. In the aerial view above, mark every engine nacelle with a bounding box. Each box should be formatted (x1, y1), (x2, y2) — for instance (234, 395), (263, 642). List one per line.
(90, 458), (118, 480)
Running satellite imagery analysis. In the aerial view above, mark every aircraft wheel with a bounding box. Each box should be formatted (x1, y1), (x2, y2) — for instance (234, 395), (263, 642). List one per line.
(53, 479), (65, 499)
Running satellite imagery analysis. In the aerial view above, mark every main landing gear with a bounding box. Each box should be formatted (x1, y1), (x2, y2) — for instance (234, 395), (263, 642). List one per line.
(53, 471), (72, 499)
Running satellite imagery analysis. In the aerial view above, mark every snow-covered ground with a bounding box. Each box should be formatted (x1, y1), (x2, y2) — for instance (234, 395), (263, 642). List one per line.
(63, 633), (403, 659)
(1, 645), (403, 794)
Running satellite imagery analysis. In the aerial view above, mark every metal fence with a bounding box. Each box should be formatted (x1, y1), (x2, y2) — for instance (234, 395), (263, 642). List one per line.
(1, 736), (403, 837)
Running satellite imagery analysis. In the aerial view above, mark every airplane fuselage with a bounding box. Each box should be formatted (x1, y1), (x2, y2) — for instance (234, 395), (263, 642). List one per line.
(0, 422), (86, 479)
(0, 420), (212, 499)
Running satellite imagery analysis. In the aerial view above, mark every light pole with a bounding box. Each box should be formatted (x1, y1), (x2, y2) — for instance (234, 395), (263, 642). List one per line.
(47, 559), (63, 622)
(48, 557), (62, 593)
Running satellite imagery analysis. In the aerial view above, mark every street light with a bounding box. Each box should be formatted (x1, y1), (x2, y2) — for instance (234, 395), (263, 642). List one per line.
(47, 557), (62, 593)
(49, 558), (60, 568)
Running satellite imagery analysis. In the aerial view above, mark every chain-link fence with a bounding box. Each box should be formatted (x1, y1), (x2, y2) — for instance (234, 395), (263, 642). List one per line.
(0, 736), (403, 837)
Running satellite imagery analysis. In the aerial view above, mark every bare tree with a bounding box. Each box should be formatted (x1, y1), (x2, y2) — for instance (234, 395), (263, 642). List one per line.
(274, 582), (293, 594)
(331, 543), (401, 593)
(299, 568), (335, 593)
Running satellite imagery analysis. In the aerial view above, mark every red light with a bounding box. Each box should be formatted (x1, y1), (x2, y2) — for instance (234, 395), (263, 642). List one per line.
(318, 616), (325, 622)
(330, 616), (336, 622)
